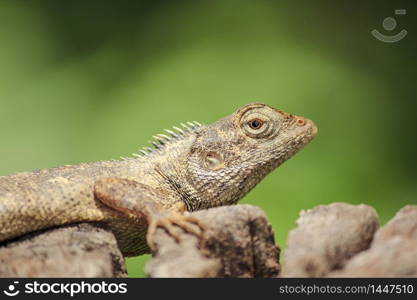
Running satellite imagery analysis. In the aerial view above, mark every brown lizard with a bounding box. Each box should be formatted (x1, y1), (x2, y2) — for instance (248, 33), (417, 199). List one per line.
(0, 103), (317, 256)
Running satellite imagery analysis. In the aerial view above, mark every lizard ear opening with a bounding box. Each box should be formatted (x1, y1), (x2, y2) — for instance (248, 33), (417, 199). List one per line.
(203, 151), (224, 171)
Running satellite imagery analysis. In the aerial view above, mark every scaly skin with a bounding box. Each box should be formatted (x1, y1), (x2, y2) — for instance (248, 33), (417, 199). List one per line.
(0, 103), (317, 256)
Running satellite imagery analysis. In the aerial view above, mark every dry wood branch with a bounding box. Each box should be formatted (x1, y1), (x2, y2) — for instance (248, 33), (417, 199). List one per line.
(145, 204), (281, 278)
(0, 223), (127, 277)
(1, 203), (416, 278)
(0, 205), (280, 278)
(282, 203), (379, 277)
(329, 205), (417, 277)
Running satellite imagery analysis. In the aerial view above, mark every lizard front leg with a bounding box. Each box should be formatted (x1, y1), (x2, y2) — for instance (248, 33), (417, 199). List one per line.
(93, 178), (203, 250)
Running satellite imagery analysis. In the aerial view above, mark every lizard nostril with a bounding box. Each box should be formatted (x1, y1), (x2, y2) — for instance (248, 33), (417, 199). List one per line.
(296, 118), (306, 126)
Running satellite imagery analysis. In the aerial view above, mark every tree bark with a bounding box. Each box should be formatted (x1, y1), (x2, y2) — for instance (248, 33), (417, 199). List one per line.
(282, 203), (379, 277)
(1, 203), (416, 278)
(145, 204), (281, 278)
(0, 204), (280, 278)
(329, 205), (417, 277)
(0, 223), (127, 277)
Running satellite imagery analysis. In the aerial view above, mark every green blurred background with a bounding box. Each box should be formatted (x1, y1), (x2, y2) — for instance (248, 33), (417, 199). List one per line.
(0, 0), (416, 277)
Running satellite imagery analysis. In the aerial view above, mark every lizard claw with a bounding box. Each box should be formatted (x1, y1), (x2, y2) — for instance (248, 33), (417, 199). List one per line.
(146, 212), (204, 250)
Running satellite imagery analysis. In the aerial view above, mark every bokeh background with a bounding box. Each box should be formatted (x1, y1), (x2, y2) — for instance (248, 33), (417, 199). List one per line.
(1, 0), (416, 277)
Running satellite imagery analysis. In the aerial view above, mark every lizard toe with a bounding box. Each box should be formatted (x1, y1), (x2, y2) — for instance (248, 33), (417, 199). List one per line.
(146, 213), (205, 250)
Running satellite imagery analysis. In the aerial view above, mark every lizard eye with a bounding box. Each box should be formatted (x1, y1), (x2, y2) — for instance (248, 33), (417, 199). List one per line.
(248, 118), (264, 130)
(239, 107), (279, 139)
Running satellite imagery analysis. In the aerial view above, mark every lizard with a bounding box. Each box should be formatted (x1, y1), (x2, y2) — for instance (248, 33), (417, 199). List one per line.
(0, 103), (317, 256)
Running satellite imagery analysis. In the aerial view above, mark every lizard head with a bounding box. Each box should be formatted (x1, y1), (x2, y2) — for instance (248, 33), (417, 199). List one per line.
(185, 103), (317, 210)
